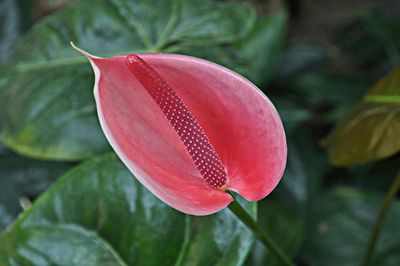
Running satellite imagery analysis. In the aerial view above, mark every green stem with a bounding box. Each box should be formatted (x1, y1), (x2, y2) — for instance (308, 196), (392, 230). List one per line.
(362, 171), (400, 266)
(227, 198), (295, 266)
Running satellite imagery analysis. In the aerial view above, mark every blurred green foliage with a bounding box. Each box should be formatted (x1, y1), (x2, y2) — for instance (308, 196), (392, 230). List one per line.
(0, 0), (399, 265)
(0, 154), (256, 265)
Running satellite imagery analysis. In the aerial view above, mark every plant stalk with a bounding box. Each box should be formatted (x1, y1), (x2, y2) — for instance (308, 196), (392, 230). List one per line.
(362, 170), (400, 266)
(227, 198), (295, 266)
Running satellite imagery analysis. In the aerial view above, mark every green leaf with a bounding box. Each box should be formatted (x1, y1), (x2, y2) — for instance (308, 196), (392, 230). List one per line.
(158, 0), (255, 47)
(367, 67), (400, 99)
(0, 153), (256, 266)
(325, 67), (400, 165)
(0, 146), (70, 231)
(169, 9), (287, 86)
(245, 200), (304, 266)
(0, 0), (255, 160)
(0, 225), (127, 266)
(303, 187), (400, 266)
(234, 9), (288, 86)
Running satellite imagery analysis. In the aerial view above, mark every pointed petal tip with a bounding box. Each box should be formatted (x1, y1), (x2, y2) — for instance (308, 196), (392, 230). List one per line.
(70, 41), (101, 60)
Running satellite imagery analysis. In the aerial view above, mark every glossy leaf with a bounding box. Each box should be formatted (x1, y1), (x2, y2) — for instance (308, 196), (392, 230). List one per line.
(0, 0), (255, 160)
(178, 9), (288, 86)
(234, 9), (287, 85)
(0, 225), (127, 266)
(0, 146), (70, 231)
(325, 67), (400, 165)
(303, 188), (400, 266)
(0, 153), (256, 266)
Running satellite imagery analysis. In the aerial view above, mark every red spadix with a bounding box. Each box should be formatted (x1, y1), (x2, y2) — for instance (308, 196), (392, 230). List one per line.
(72, 43), (287, 215)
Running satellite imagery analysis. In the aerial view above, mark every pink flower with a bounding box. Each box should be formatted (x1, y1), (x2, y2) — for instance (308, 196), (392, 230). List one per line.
(75, 45), (287, 215)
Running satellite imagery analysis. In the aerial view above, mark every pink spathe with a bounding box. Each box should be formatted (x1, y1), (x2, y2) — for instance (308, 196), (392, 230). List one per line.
(83, 51), (287, 215)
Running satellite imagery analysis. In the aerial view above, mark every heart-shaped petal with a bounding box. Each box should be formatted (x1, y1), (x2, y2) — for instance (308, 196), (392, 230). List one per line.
(74, 44), (287, 215)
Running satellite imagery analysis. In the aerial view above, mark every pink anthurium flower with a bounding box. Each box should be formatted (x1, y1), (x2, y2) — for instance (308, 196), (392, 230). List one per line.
(72, 43), (287, 216)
